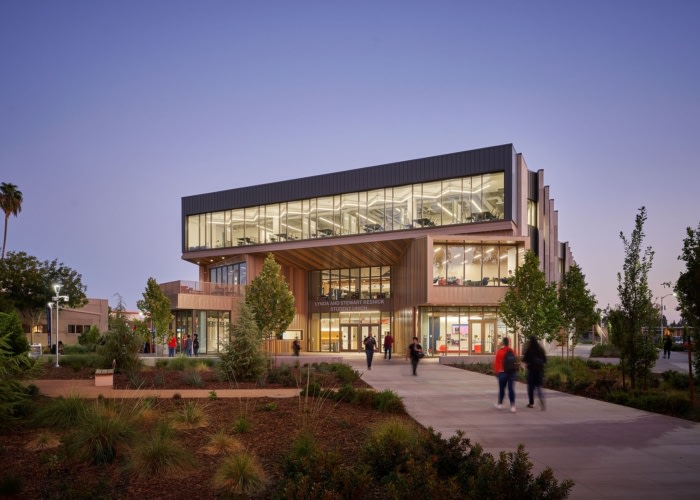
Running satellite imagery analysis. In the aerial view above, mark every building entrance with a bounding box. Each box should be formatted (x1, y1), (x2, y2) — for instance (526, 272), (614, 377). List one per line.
(340, 324), (381, 351)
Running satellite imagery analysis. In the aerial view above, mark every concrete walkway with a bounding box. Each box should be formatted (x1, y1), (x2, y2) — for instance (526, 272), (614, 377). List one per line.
(29, 349), (700, 499)
(344, 352), (700, 500)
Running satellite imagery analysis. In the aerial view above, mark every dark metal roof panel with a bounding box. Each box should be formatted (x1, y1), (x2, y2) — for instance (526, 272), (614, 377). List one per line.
(182, 144), (516, 216)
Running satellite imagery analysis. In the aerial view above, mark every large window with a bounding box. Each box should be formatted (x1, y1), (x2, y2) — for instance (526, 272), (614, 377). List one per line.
(433, 243), (520, 286)
(209, 262), (247, 285)
(185, 172), (506, 251)
(311, 266), (391, 301)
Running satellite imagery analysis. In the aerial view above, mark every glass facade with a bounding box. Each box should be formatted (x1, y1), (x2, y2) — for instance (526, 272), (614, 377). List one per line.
(174, 309), (230, 354)
(421, 306), (511, 356)
(432, 243), (524, 287)
(185, 173), (505, 251)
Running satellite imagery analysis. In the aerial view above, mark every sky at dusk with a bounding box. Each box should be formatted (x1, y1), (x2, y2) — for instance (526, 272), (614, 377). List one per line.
(1, 1), (697, 322)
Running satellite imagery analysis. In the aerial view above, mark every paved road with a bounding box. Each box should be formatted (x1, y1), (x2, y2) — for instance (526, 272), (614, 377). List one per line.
(344, 351), (700, 500)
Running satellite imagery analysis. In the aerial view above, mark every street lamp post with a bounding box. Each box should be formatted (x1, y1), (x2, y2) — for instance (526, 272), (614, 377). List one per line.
(50, 284), (69, 368)
(659, 292), (675, 340)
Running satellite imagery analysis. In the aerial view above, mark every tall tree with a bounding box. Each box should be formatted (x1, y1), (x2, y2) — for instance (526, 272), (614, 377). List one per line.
(558, 263), (598, 358)
(0, 251), (88, 333)
(675, 221), (700, 377)
(245, 253), (295, 350)
(218, 300), (267, 382)
(499, 250), (561, 346)
(136, 277), (173, 350)
(612, 206), (658, 390)
(0, 183), (23, 260)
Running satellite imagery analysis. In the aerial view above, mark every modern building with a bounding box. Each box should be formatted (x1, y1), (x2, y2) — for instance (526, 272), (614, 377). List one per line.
(165, 144), (574, 356)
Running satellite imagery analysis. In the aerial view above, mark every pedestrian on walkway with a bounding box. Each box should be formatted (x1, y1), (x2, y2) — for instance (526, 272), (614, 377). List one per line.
(522, 335), (546, 410)
(663, 334), (672, 359)
(292, 338), (301, 356)
(193, 334), (200, 357)
(167, 334), (177, 357)
(406, 336), (424, 376)
(383, 332), (394, 359)
(363, 332), (377, 370)
(494, 337), (517, 413)
(184, 334), (193, 357)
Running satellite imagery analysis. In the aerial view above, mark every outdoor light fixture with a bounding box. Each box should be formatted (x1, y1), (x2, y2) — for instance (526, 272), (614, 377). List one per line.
(50, 284), (69, 368)
(659, 292), (676, 339)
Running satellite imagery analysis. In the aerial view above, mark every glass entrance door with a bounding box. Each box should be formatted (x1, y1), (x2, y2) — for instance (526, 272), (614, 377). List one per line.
(340, 324), (381, 351)
(340, 325), (359, 351)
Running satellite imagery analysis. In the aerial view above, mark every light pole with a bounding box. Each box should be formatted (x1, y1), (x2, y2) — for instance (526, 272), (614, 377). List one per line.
(50, 284), (69, 368)
(659, 292), (675, 340)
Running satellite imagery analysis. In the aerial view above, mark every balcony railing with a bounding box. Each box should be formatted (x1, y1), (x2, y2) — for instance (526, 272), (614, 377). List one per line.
(160, 280), (244, 298)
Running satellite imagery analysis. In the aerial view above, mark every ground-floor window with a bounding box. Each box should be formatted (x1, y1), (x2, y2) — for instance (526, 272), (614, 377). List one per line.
(174, 310), (230, 354)
(420, 306), (514, 355)
(309, 310), (392, 352)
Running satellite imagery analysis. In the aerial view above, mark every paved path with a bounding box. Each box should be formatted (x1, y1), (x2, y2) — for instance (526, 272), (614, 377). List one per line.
(344, 352), (700, 500)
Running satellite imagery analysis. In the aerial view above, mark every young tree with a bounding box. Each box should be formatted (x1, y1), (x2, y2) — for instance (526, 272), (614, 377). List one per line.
(0, 182), (23, 260)
(613, 207), (658, 390)
(0, 311), (29, 356)
(245, 253), (295, 351)
(675, 221), (700, 378)
(558, 264), (598, 358)
(499, 250), (560, 346)
(136, 278), (173, 351)
(218, 300), (268, 382)
(78, 325), (102, 351)
(0, 251), (88, 332)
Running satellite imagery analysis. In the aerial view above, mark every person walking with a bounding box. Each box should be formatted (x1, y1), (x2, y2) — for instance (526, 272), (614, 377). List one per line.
(167, 334), (177, 357)
(522, 335), (546, 410)
(292, 338), (301, 356)
(363, 332), (377, 370)
(494, 337), (518, 413)
(406, 336), (424, 376)
(193, 334), (200, 357)
(184, 334), (193, 357)
(663, 334), (672, 359)
(383, 332), (394, 360)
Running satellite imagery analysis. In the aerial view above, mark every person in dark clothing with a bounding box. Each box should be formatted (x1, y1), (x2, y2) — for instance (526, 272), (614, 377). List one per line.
(363, 332), (377, 369)
(292, 338), (301, 356)
(406, 336), (424, 376)
(663, 334), (672, 359)
(193, 334), (200, 357)
(522, 335), (547, 410)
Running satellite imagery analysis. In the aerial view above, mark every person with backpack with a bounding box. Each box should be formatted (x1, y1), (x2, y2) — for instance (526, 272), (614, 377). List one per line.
(493, 337), (518, 413)
(522, 335), (547, 410)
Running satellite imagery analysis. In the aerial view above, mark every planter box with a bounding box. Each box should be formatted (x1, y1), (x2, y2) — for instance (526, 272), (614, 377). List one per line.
(94, 369), (114, 387)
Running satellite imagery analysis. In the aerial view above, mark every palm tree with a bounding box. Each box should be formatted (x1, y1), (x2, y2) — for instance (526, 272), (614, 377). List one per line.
(1, 182), (23, 259)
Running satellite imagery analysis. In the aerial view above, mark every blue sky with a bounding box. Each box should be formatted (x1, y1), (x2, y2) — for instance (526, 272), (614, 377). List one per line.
(1, 1), (697, 322)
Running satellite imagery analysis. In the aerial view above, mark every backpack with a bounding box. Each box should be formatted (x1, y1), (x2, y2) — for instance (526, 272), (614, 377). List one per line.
(504, 349), (519, 374)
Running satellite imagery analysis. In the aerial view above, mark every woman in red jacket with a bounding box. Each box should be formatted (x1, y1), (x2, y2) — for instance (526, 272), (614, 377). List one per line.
(493, 337), (517, 413)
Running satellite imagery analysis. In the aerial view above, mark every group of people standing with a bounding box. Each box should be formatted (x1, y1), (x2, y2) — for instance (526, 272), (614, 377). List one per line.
(493, 336), (546, 413)
(166, 333), (200, 357)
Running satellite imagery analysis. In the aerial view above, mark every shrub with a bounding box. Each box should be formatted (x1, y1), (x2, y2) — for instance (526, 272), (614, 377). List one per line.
(330, 362), (361, 384)
(172, 401), (206, 428)
(55, 354), (101, 371)
(63, 400), (136, 464)
(232, 414), (252, 434)
(662, 370), (690, 390)
(590, 343), (621, 358)
(361, 417), (426, 481)
(166, 356), (188, 371)
(181, 369), (204, 388)
(213, 451), (269, 497)
(128, 422), (192, 478)
(373, 389), (406, 414)
(32, 394), (87, 429)
(202, 429), (243, 456)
